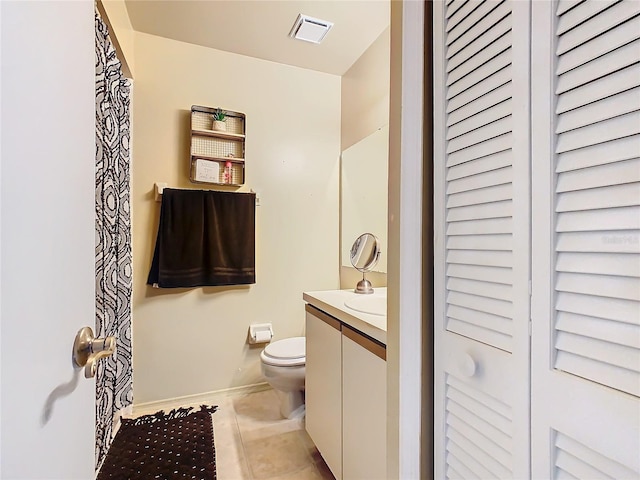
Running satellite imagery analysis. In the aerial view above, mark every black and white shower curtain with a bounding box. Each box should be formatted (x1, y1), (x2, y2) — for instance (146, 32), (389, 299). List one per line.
(95, 12), (133, 468)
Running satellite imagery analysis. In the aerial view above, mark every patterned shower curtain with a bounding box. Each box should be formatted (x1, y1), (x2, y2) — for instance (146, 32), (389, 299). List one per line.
(95, 12), (133, 468)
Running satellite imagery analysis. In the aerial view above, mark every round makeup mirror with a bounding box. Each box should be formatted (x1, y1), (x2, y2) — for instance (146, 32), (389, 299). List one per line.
(349, 233), (381, 294)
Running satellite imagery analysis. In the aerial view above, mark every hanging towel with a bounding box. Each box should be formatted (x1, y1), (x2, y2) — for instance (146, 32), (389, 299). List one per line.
(147, 189), (256, 288)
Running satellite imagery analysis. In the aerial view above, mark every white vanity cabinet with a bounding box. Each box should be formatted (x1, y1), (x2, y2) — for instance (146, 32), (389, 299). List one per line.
(305, 305), (342, 480)
(342, 325), (387, 480)
(305, 302), (387, 480)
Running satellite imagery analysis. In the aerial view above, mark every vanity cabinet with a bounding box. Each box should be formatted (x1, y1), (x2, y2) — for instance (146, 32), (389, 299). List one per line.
(342, 326), (387, 480)
(305, 303), (387, 480)
(305, 305), (342, 480)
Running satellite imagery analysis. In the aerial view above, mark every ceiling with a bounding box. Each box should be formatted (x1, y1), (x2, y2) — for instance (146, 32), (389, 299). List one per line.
(124, 0), (390, 76)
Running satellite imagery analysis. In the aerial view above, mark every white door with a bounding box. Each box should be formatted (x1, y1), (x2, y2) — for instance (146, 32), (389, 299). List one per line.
(1, 1), (97, 478)
(531, 1), (640, 477)
(433, 1), (532, 478)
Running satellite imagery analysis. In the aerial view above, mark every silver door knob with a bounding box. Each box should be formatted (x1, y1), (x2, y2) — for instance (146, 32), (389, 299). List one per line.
(73, 327), (115, 378)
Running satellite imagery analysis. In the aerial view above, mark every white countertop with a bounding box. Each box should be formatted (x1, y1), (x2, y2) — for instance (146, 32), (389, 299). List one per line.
(303, 288), (387, 345)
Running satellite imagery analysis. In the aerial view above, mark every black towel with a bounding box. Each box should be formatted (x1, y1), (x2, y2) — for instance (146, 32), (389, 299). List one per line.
(147, 189), (256, 288)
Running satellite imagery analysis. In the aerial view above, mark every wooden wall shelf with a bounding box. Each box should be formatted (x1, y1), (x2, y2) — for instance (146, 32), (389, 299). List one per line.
(190, 105), (246, 186)
(191, 128), (246, 141)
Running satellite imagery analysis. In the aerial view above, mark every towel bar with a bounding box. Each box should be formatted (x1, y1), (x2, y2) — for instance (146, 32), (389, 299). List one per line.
(154, 183), (260, 205)
(154, 182), (168, 201)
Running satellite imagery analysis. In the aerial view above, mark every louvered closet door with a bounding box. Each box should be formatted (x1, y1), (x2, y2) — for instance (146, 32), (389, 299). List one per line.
(531, 1), (640, 478)
(433, 1), (531, 478)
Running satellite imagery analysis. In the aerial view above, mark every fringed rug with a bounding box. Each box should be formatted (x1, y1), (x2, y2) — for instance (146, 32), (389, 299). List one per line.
(97, 405), (218, 480)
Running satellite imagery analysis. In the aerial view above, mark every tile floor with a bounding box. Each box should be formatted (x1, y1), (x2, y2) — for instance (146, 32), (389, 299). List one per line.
(212, 388), (335, 480)
(126, 387), (333, 479)
(130, 387), (333, 479)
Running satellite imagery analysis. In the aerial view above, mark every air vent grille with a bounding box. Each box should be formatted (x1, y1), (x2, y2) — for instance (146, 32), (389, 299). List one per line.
(289, 14), (333, 44)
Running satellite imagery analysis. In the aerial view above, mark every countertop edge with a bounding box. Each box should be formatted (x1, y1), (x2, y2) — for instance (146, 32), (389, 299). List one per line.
(303, 290), (387, 346)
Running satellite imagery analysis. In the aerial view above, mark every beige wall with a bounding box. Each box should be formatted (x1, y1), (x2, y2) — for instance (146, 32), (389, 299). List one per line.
(340, 27), (390, 289)
(131, 32), (341, 404)
(341, 27), (391, 151)
(98, 0), (135, 78)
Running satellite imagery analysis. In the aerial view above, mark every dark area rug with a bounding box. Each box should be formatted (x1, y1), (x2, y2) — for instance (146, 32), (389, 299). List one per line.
(97, 405), (218, 480)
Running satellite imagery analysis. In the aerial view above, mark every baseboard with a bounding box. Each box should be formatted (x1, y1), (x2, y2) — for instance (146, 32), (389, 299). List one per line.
(132, 382), (271, 416)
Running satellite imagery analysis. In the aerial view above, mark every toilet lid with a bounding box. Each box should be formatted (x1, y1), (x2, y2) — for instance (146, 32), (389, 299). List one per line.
(261, 337), (305, 366)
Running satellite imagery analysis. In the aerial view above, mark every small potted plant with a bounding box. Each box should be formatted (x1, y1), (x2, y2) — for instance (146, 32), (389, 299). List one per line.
(212, 108), (227, 132)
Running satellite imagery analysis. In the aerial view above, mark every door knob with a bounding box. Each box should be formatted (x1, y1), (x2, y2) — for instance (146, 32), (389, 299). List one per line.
(461, 353), (477, 377)
(73, 327), (116, 378)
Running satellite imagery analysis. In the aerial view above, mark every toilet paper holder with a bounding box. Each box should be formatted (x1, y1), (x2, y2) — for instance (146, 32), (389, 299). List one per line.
(249, 323), (273, 344)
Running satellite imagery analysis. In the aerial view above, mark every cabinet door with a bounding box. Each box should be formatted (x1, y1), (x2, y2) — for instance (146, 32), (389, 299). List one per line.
(342, 326), (387, 480)
(531, 1), (640, 477)
(305, 305), (343, 480)
(433, 1), (532, 478)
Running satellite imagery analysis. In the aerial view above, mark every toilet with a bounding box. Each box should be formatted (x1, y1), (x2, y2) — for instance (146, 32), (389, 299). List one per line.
(260, 336), (306, 419)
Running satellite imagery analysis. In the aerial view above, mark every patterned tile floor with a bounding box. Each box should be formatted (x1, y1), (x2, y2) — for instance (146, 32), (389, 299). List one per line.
(214, 389), (335, 479)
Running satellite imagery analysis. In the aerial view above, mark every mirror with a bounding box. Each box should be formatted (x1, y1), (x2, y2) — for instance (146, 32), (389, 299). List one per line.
(350, 233), (381, 294)
(341, 125), (388, 274)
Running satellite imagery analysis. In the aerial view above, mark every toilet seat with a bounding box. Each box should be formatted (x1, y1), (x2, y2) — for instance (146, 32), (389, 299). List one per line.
(260, 337), (305, 367)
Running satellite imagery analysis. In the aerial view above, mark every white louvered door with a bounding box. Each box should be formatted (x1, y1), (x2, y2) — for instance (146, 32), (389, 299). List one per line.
(434, 1), (531, 478)
(531, 1), (640, 478)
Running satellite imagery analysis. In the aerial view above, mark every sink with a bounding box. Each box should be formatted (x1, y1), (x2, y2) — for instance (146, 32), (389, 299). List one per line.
(344, 294), (387, 316)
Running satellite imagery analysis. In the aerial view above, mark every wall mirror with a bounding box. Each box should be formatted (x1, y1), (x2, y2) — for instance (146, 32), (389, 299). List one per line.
(341, 124), (389, 274)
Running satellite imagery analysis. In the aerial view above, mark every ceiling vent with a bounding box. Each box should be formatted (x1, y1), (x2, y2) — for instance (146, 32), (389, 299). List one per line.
(289, 14), (333, 44)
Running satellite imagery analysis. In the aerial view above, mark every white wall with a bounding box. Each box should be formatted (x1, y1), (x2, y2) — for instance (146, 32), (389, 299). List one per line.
(387, 1), (425, 478)
(131, 32), (341, 404)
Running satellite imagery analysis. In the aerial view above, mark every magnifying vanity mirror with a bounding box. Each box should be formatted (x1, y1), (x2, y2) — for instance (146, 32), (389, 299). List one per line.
(350, 233), (381, 294)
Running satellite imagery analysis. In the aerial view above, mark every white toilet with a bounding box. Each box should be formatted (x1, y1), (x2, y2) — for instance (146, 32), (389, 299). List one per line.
(260, 336), (306, 419)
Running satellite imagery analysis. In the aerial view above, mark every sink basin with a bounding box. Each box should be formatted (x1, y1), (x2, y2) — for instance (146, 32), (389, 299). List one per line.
(344, 294), (387, 316)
